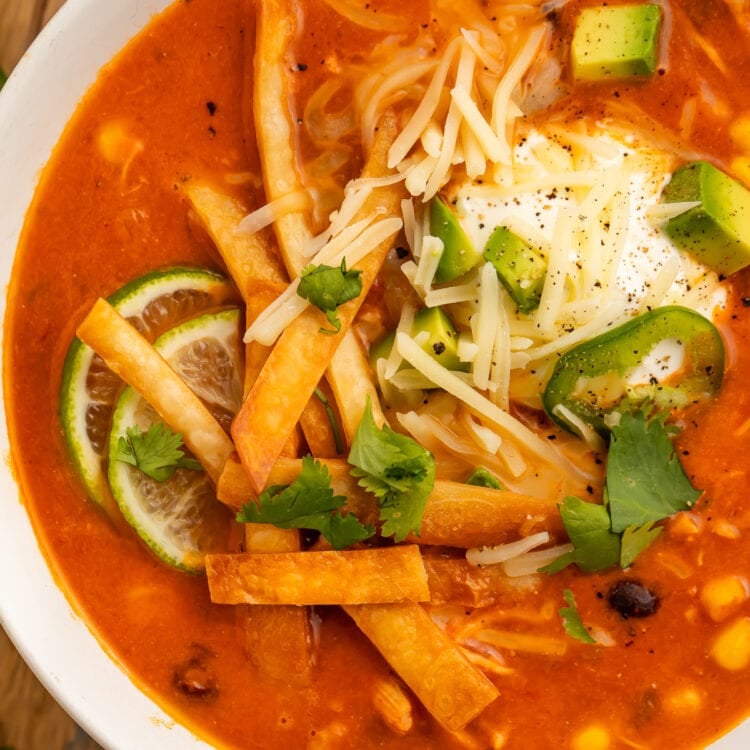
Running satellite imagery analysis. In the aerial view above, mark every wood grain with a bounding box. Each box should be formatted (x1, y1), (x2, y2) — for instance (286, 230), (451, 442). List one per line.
(1, 7), (104, 750)
(0, 0), (66, 74)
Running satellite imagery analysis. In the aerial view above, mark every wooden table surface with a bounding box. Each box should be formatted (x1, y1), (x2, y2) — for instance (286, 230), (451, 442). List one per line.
(1, 2), (104, 748)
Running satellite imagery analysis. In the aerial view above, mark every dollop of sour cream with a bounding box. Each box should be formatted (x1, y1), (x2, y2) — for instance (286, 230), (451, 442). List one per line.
(452, 126), (726, 326)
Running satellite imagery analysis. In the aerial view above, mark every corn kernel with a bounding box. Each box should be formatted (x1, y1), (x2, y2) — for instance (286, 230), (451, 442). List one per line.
(711, 519), (741, 540)
(669, 512), (703, 537)
(684, 606), (698, 625)
(571, 725), (609, 750)
(710, 617), (750, 671)
(730, 114), (750, 152)
(665, 687), (702, 714)
(730, 156), (750, 190)
(700, 576), (749, 622)
(96, 120), (144, 166)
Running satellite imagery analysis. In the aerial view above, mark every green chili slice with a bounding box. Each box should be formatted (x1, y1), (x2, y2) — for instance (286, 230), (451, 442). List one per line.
(542, 306), (724, 438)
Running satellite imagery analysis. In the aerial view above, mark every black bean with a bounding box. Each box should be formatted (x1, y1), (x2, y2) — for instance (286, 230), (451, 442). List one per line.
(607, 579), (660, 619)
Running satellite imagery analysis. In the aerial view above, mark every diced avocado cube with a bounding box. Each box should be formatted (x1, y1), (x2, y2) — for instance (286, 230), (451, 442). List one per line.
(0, 69), (6, 91)
(369, 306), (468, 373)
(571, 4), (661, 81)
(465, 466), (504, 490)
(662, 161), (750, 275)
(430, 197), (483, 284)
(483, 226), (547, 313)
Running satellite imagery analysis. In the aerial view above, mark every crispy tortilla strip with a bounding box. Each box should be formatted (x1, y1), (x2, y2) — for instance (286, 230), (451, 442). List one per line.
(240, 523), (312, 685)
(326, 327), (386, 439)
(217, 456), (562, 547)
(242, 601), (313, 684)
(232, 113), (403, 492)
(206, 546), (430, 605)
(344, 601), (499, 731)
(186, 184), (333, 454)
(185, 182), (287, 290)
(300, 379), (343, 458)
(415, 479), (564, 548)
(76, 299), (233, 484)
(244, 522), (300, 554)
(254, 0), (312, 273)
(424, 557), (524, 608)
(254, 0), (388, 441)
(184, 182), (285, 393)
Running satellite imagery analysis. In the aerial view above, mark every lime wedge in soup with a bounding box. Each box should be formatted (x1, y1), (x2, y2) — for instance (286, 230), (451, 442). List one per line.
(108, 308), (244, 573)
(59, 266), (238, 508)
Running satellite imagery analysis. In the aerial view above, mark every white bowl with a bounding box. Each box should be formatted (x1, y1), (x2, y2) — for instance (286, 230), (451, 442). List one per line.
(0, 1), (748, 748)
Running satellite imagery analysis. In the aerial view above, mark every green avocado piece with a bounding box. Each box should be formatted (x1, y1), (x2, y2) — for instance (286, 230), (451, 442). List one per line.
(483, 226), (547, 313)
(662, 161), (750, 275)
(465, 466), (504, 490)
(0, 69), (6, 91)
(369, 306), (468, 373)
(571, 4), (661, 81)
(430, 197), (483, 284)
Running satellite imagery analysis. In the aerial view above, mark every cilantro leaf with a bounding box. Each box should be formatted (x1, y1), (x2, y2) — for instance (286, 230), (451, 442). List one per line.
(607, 409), (702, 533)
(465, 466), (504, 490)
(560, 589), (596, 644)
(297, 259), (363, 334)
(349, 401), (435, 542)
(542, 496), (621, 573)
(237, 456), (374, 549)
(115, 423), (203, 482)
(620, 521), (663, 568)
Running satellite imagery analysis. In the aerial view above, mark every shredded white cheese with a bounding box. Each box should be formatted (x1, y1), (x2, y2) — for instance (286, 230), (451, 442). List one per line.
(466, 531), (550, 567)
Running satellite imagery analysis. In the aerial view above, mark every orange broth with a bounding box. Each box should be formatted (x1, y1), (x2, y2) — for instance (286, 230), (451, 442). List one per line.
(6, 0), (750, 748)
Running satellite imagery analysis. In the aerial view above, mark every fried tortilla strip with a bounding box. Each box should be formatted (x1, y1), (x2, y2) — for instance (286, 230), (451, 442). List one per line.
(76, 299), (233, 484)
(185, 182), (287, 290)
(300, 379), (343, 459)
(242, 599), (313, 683)
(423, 557), (523, 608)
(415, 479), (564, 548)
(184, 181), (285, 390)
(185, 182), (330, 454)
(232, 114), (403, 492)
(206, 546), (430, 605)
(254, 0), (387, 441)
(239, 524), (312, 684)
(344, 601), (499, 731)
(325, 327), (387, 440)
(217, 456), (562, 548)
(254, 0), (312, 273)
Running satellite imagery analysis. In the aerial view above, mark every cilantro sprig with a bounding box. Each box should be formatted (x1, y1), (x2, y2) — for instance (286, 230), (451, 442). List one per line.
(546, 406), (700, 574)
(237, 403), (434, 548)
(348, 400), (435, 542)
(237, 456), (374, 549)
(115, 423), (203, 482)
(297, 259), (363, 334)
(560, 589), (596, 644)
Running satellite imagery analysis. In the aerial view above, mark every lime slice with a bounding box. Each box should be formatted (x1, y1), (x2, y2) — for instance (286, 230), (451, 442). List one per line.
(60, 267), (238, 508)
(108, 308), (244, 573)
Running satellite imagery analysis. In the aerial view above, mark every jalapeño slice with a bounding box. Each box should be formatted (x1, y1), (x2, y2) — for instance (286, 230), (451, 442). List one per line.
(542, 306), (724, 438)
